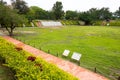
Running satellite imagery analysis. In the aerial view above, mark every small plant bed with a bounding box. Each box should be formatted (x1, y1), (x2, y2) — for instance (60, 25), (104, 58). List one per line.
(0, 37), (78, 80)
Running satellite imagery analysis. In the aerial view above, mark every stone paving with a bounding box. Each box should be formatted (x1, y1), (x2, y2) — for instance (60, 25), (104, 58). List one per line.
(2, 36), (109, 80)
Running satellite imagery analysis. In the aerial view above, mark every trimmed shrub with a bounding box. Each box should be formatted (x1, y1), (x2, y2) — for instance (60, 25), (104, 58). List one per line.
(0, 37), (78, 80)
(94, 21), (103, 26)
(61, 20), (80, 25)
(94, 20), (120, 26)
(25, 22), (32, 27)
(110, 20), (120, 26)
(32, 20), (38, 27)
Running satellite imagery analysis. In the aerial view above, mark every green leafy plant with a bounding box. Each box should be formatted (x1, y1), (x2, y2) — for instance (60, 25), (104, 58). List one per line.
(0, 37), (78, 80)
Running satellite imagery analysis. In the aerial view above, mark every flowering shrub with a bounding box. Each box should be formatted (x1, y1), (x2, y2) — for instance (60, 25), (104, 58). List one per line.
(0, 37), (78, 80)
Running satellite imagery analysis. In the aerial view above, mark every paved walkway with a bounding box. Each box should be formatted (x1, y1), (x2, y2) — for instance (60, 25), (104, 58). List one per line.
(2, 36), (109, 80)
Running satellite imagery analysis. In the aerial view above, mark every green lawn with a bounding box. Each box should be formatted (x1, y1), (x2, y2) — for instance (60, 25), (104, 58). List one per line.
(13, 26), (120, 80)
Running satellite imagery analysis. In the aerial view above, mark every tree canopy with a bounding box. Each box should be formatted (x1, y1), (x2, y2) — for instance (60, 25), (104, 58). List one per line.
(0, 4), (27, 36)
(114, 7), (120, 19)
(65, 10), (78, 20)
(11, 0), (29, 14)
(52, 1), (64, 20)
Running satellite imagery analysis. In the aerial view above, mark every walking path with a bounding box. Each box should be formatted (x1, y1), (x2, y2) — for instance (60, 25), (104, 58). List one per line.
(2, 36), (109, 80)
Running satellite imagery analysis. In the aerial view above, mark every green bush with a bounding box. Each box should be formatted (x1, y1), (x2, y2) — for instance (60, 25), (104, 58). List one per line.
(16, 23), (32, 27)
(93, 21), (103, 26)
(61, 20), (80, 25)
(0, 37), (78, 80)
(25, 22), (32, 27)
(94, 20), (120, 26)
(110, 20), (120, 26)
(32, 20), (38, 27)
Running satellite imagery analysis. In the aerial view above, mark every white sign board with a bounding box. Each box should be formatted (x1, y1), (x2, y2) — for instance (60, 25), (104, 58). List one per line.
(62, 50), (70, 57)
(71, 52), (82, 61)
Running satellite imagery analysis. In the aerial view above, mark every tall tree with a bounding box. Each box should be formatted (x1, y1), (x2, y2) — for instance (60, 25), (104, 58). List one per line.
(78, 12), (92, 25)
(26, 6), (49, 21)
(11, 0), (29, 14)
(0, 4), (26, 36)
(52, 1), (64, 20)
(47, 10), (55, 20)
(114, 7), (120, 19)
(65, 10), (78, 20)
(88, 8), (100, 21)
(78, 7), (112, 25)
(98, 8), (112, 20)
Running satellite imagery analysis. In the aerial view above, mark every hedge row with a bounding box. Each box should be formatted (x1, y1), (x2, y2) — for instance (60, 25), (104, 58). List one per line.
(0, 37), (78, 80)
(109, 20), (120, 26)
(21, 22), (35, 27)
(61, 20), (79, 25)
(32, 20), (38, 27)
(94, 20), (120, 26)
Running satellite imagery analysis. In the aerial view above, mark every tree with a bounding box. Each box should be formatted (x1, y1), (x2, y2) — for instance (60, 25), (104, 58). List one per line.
(88, 8), (100, 21)
(65, 10), (78, 20)
(52, 1), (64, 20)
(98, 8), (112, 20)
(0, 0), (7, 5)
(78, 7), (112, 25)
(11, 0), (29, 14)
(26, 6), (49, 21)
(47, 10), (55, 20)
(25, 7), (35, 22)
(78, 12), (92, 25)
(0, 4), (26, 36)
(114, 7), (120, 19)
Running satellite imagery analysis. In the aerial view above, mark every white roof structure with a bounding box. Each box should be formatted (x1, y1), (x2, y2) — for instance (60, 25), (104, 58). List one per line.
(41, 21), (62, 27)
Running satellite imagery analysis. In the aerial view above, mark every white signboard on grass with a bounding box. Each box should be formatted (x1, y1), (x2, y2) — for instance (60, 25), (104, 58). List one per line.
(71, 52), (82, 61)
(62, 50), (70, 57)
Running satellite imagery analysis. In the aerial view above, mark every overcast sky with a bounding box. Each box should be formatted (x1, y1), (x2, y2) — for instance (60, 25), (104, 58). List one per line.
(4, 0), (120, 12)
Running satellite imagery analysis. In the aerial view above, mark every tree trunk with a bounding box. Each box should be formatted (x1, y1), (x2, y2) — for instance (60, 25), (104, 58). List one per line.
(9, 30), (13, 36)
(5, 25), (15, 36)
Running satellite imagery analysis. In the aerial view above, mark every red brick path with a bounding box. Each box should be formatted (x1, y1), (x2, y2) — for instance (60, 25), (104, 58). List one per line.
(3, 36), (109, 80)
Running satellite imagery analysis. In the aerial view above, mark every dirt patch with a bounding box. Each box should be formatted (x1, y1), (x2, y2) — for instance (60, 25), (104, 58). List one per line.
(21, 31), (35, 34)
(40, 26), (63, 29)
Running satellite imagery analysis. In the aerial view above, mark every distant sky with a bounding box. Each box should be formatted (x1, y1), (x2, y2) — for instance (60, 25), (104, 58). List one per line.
(4, 0), (120, 12)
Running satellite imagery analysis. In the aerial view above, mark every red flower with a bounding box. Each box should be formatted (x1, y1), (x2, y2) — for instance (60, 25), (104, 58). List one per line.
(27, 56), (36, 62)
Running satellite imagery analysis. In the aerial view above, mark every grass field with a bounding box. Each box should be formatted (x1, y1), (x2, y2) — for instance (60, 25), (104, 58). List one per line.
(13, 26), (120, 80)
